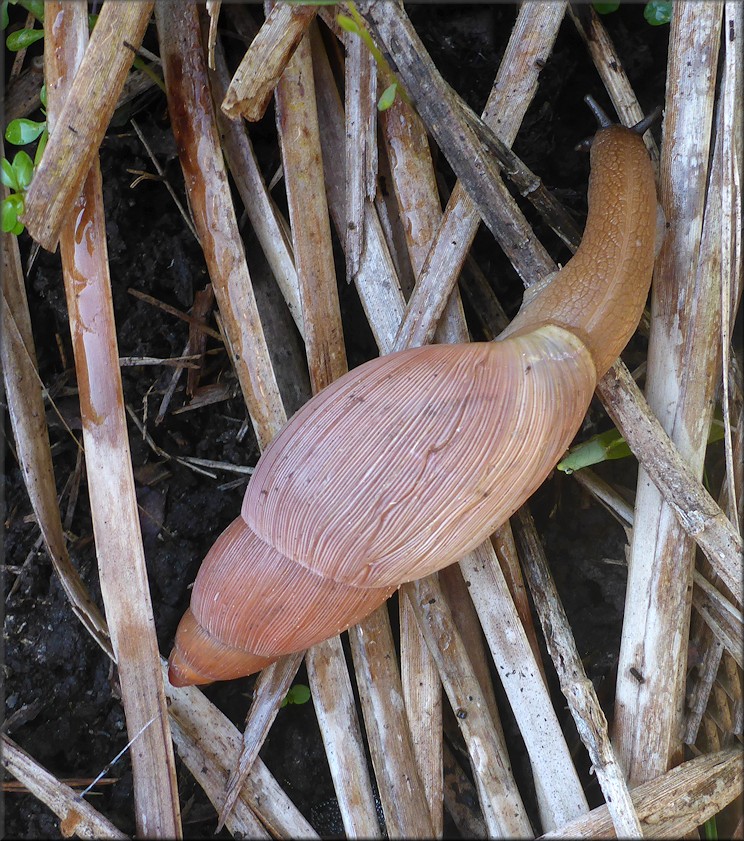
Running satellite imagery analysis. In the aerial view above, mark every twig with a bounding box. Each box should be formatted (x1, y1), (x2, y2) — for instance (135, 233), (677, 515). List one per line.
(46, 6), (181, 836)
(221, 2), (317, 121)
(1, 735), (128, 840)
(22, 2), (155, 251)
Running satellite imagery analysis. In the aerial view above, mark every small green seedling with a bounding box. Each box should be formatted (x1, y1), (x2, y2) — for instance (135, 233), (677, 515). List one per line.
(557, 412), (724, 474)
(280, 683), (311, 708)
(593, 1), (672, 26)
(2, 85), (47, 235)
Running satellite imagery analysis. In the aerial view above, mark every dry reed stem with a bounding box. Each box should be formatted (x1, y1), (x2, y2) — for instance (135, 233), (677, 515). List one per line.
(598, 361), (743, 604)
(615, 1), (728, 784)
(358, 2), (556, 288)
(156, 1), (286, 451)
(45, 5), (181, 837)
(692, 573), (744, 669)
(162, 663), (318, 839)
(569, 4), (661, 170)
(1, 735), (128, 839)
(408, 575), (533, 837)
(344, 30), (377, 280)
(221, 1), (317, 122)
(305, 637), (381, 837)
(348, 608), (435, 838)
(540, 748), (743, 839)
(208, 18), (302, 335)
(311, 28), (407, 351)
(275, 32), (347, 390)
(1, 184), (110, 656)
(459, 543), (589, 830)
(513, 509), (642, 837)
(22, 1), (154, 251)
(391, 0), (568, 351)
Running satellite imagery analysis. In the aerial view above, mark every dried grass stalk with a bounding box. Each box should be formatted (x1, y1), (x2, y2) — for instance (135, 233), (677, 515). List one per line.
(156, 1), (286, 450)
(46, 4), (181, 836)
(1, 735), (128, 839)
(540, 748), (743, 838)
(344, 30), (377, 280)
(513, 509), (642, 838)
(221, 1), (317, 122)
(163, 664), (318, 839)
(358, 1), (555, 287)
(275, 31), (347, 390)
(613, 3), (738, 784)
(207, 29), (302, 335)
(408, 575), (533, 837)
(348, 607), (435, 838)
(22, 1), (154, 251)
(1, 182), (110, 655)
(390, 0), (567, 351)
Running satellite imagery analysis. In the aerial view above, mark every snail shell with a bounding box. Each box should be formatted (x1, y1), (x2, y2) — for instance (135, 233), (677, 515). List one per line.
(169, 124), (659, 686)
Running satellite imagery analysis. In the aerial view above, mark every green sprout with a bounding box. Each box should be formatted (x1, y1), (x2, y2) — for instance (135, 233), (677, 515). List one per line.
(557, 412), (725, 475)
(593, 1), (672, 26)
(2, 85), (47, 235)
(280, 683), (311, 708)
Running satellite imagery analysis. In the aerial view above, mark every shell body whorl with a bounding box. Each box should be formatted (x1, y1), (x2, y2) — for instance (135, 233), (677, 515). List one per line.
(169, 125), (658, 686)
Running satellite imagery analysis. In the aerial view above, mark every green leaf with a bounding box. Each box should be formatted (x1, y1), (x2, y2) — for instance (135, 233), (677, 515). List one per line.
(33, 127), (48, 167)
(11, 218), (25, 235)
(593, 2), (620, 13)
(12, 150), (34, 189)
(19, 0), (44, 22)
(5, 117), (46, 145)
(6, 26), (44, 50)
(644, 0), (672, 26)
(2, 193), (24, 233)
(377, 82), (398, 111)
(336, 13), (361, 35)
(557, 427), (631, 474)
(39, 82), (46, 108)
(1, 157), (19, 190)
(282, 684), (311, 706)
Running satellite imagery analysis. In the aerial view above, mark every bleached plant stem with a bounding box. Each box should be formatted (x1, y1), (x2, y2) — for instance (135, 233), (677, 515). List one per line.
(613, 2), (730, 784)
(22, 1), (154, 251)
(47, 4), (181, 836)
(1, 735), (128, 840)
(513, 509), (642, 838)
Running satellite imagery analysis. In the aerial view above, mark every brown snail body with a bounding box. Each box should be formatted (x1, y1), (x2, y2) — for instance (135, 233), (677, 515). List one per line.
(168, 123), (659, 687)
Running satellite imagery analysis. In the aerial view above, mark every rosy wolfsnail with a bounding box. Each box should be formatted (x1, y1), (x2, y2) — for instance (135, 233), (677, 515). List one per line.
(168, 108), (660, 687)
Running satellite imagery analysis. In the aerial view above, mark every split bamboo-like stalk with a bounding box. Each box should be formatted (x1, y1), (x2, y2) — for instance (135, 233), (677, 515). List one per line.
(1, 735), (128, 840)
(1, 159), (110, 656)
(22, 1), (154, 251)
(513, 509), (642, 838)
(155, 0), (286, 451)
(614, 2), (739, 784)
(45, 4), (181, 836)
(274, 31), (347, 391)
(390, 0), (568, 351)
(162, 663), (319, 838)
(344, 28), (377, 280)
(540, 748), (742, 838)
(221, 1), (317, 122)
(207, 21), (302, 335)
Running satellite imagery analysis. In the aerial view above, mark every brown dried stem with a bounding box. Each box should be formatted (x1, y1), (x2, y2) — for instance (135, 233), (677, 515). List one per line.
(221, 1), (317, 122)
(45, 4), (181, 836)
(22, 1), (154, 251)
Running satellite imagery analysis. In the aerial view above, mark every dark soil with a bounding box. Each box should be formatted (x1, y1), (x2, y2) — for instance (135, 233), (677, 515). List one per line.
(3, 4), (668, 838)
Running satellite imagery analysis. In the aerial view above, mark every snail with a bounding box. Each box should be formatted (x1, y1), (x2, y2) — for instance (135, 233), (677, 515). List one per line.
(168, 102), (661, 687)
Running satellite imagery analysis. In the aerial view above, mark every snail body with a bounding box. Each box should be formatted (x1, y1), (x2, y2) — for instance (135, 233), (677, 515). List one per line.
(168, 123), (659, 687)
